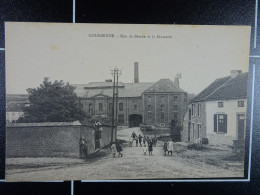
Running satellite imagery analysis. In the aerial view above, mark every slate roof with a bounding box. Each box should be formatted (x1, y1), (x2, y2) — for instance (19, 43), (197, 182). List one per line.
(144, 79), (185, 93)
(71, 82), (154, 98)
(192, 72), (248, 102)
(6, 94), (29, 103)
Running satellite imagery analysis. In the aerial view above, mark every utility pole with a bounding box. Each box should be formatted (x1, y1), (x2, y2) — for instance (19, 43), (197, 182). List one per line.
(110, 67), (122, 143)
(111, 68), (116, 143)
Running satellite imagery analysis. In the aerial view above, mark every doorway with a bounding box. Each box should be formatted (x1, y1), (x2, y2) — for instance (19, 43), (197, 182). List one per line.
(237, 114), (245, 140)
(128, 114), (142, 127)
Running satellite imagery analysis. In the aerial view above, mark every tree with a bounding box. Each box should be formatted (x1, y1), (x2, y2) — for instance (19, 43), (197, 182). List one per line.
(18, 77), (86, 123)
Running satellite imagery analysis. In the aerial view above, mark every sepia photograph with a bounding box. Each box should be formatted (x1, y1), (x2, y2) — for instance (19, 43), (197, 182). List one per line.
(5, 22), (251, 181)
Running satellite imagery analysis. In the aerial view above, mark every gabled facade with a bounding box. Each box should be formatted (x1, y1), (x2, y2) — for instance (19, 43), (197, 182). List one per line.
(73, 77), (187, 127)
(182, 70), (248, 146)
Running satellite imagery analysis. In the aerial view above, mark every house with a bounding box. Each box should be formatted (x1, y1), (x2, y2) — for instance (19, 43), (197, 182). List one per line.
(182, 70), (248, 146)
(6, 94), (30, 123)
(72, 63), (188, 127)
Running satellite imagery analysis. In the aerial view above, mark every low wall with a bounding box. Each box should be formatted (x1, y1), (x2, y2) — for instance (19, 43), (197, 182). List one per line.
(6, 122), (113, 158)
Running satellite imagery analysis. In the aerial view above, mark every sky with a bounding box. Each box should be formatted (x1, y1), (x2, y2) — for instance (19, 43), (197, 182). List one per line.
(5, 23), (251, 95)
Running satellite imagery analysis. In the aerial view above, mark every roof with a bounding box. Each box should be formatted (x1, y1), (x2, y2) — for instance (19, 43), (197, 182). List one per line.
(144, 79), (185, 93)
(72, 82), (154, 98)
(192, 72), (248, 102)
(76, 82), (124, 89)
(6, 102), (26, 112)
(6, 94), (29, 103)
(6, 121), (82, 127)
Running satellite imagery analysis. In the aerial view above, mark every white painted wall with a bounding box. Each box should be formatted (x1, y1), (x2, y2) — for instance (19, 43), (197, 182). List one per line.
(6, 112), (24, 122)
(206, 99), (247, 140)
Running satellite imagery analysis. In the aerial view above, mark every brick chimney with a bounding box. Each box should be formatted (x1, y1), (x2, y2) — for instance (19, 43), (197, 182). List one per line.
(230, 70), (242, 78)
(134, 62), (139, 83)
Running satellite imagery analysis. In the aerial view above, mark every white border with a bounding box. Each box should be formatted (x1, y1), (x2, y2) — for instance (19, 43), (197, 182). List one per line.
(0, 0), (257, 188)
(254, 0), (258, 48)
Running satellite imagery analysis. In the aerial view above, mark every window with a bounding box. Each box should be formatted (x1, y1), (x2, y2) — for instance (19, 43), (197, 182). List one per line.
(161, 113), (164, 120)
(197, 124), (201, 138)
(118, 115), (124, 124)
(133, 101), (138, 110)
(174, 95), (178, 102)
(188, 109), (191, 120)
(214, 114), (227, 133)
(238, 101), (244, 107)
(119, 103), (123, 111)
(148, 113), (152, 120)
(160, 104), (164, 112)
(99, 103), (103, 111)
(174, 113), (178, 119)
(191, 104), (195, 116)
(160, 96), (165, 103)
(218, 102), (223, 107)
(109, 103), (113, 113)
(198, 103), (201, 117)
(148, 96), (152, 102)
(148, 105), (152, 112)
(173, 104), (178, 111)
(89, 104), (93, 115)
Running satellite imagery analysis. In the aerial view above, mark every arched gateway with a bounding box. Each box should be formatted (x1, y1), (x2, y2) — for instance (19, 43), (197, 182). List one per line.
(128, 114), (142, 127)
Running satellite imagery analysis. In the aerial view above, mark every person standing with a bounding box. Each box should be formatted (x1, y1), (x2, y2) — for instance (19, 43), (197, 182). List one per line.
(135, 137), (138, 147)
(80, 137), (88, 160)
(111, 142), (117, 157)
(129, 137), (133, 147)
(163, 141), (168, 156)
(143, 144), (148, 155)
(143, 136), (146, 145)
(152, 135), (158, 147)
(132, 131), (136, 139)
(148, 139), (153, 156)
(138, 134), (143, 147)
(167, 139), (174, 156)
(116, 140), (123, 157)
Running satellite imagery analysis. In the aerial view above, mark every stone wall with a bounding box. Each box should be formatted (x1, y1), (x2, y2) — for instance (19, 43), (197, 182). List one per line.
(6, 123), (113, 158)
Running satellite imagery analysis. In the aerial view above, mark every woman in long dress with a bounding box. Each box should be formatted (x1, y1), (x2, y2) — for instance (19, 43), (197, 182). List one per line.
(167, 139), (174, 156)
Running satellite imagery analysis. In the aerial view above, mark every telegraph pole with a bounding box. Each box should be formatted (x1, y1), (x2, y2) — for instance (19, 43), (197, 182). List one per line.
(110, 67), (122, 143)
(111, 68), (116, 143)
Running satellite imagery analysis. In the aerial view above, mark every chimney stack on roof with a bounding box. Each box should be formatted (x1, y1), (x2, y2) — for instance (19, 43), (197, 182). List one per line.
(173, 73), (182, 88)
(134, 62), (139, 83)
(230, 70), (242, 78)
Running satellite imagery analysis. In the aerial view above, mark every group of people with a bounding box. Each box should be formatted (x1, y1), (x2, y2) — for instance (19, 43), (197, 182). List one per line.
(163, 139), (174, 156)
(109, 131), (175, 158)
(110, 140), (124, 158)
(129, 131), (158, 156)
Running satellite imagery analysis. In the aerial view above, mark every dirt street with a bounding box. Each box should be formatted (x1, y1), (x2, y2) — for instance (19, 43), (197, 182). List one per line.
(6, 127), (244, 181)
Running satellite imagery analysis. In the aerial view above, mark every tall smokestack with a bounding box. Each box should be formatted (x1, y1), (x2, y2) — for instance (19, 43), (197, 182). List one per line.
(134, 62), (139, 83)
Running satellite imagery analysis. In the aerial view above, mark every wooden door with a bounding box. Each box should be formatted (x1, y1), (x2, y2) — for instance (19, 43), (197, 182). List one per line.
(237, 114), (245, 140)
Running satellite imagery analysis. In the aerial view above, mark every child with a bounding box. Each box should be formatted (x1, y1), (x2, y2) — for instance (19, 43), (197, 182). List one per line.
(167, 139), (174, 156)
(116, 140), (123, 157)
(111, 142), (117, 158)
(163, 141), (168, 156)
(148, 140), (153, 156)
(135, 137), (138, 147)
(143, 144), (148, 155)
(129, 137), (133, 147)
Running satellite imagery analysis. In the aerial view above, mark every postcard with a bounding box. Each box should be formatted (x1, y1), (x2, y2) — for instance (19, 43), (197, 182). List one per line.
(5, 22), (251, 181)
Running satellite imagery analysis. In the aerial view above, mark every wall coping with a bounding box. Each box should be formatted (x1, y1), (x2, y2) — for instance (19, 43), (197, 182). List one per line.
(6, 120), (82, 128)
